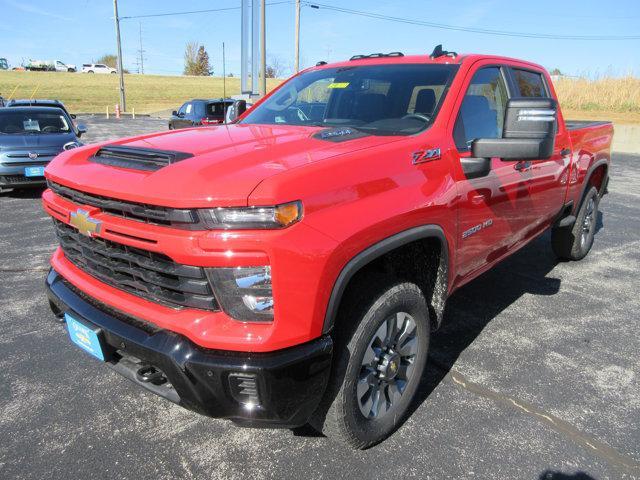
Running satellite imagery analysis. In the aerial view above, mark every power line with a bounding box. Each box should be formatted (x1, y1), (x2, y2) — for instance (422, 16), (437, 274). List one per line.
(303, 2), (640, 41)
(120, 1), (291, 20)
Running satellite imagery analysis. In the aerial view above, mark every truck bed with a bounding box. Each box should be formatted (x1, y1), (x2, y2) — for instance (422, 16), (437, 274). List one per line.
(565, 120), (612, 131)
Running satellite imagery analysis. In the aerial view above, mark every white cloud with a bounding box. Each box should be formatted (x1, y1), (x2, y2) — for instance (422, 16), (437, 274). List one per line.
(4, 0), (73, 21)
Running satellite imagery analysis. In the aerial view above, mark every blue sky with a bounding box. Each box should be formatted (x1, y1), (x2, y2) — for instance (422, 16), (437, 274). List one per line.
(1, 0), (639, 77)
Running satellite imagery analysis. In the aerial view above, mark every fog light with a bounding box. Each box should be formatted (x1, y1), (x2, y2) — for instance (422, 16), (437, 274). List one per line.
(207, 266), (273, 321)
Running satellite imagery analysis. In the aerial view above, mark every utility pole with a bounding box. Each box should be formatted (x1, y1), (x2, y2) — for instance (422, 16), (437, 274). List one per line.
(222, 42), (226, 100)
(113, 0), (126, 111)
(294, 0), (300, 72)
(260, 0), (266, 96)
(137, 22), (145, 74)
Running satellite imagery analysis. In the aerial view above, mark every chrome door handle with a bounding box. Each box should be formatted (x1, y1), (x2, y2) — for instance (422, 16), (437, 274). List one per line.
(514, 161), (532, 172)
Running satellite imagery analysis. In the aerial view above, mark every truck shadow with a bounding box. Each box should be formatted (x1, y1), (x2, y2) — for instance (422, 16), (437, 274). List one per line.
(409, 229), (563, 417)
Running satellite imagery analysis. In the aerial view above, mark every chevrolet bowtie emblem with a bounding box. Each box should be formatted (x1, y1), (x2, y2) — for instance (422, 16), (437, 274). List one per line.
(69, 209), (101, 237)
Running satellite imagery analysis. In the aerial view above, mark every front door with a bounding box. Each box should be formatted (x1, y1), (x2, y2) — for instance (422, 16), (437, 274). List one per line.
(450, 65), (535, 282)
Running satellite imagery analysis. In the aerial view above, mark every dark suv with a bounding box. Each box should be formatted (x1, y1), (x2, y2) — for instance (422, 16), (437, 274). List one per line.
(169, 99), (233, 130)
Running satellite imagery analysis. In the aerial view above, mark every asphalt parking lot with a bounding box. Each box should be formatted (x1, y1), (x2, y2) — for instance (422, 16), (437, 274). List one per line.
(1, 116), (638, 479)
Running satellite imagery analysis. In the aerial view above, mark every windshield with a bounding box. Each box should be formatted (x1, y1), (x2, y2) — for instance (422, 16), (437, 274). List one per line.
(241, 64), (457, 135)
(0, 111), (72, 134)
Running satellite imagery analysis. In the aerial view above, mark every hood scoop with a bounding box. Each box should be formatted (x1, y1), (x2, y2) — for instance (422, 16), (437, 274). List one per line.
(89, 145), (194, 172)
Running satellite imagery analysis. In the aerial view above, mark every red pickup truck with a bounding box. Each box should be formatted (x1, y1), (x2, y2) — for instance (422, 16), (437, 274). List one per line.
(43, 46), (613, 448)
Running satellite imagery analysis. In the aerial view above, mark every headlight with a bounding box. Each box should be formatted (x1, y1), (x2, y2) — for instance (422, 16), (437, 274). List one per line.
(201, 201), (302, 230)
(207, 266), (273, 321)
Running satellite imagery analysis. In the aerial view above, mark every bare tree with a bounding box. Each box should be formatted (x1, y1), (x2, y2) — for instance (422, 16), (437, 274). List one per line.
(183, 42), (199, 76)
(266, 55), (288, 78)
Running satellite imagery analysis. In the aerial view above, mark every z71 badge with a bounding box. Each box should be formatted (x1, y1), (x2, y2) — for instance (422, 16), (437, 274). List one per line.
(412, 148), (441, 165)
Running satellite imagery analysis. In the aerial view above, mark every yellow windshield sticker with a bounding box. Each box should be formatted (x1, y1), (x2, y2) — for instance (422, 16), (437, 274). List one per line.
(328, 82), (350, 89)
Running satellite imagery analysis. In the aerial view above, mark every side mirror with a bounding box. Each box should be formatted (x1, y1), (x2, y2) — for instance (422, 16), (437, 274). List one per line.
(471, 98), (558, 161)
(225, 100), (247, 123)
(172, 110), (178, 116)
(70, 113), (77, 119)
(76, 124), (87, 137)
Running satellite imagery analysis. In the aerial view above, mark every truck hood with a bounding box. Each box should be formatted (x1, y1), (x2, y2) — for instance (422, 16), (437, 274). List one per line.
(45, 124), (402, 207)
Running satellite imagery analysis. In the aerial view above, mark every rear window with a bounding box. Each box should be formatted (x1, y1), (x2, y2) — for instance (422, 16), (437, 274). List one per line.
(206, 102), (231, 117)
(513, 69), (547, 97)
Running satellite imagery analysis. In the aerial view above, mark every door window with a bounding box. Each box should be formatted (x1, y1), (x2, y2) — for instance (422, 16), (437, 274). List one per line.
(512, 69), (547, 97)
(185, 103), (193, 115)
(453, 67), (509, 151)
(178, 103), (188, 115)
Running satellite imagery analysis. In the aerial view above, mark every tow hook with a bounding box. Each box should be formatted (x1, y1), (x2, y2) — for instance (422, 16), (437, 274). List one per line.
(136, 365), (167, 385)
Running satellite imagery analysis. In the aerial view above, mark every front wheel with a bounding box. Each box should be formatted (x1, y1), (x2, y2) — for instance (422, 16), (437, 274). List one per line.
(551, 186), (600, 260)
(312, 281), (430, 449)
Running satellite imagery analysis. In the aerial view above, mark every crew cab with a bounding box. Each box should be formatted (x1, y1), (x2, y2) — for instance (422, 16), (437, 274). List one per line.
(42, 47), (612, 448)
(0, 107), (86, 191)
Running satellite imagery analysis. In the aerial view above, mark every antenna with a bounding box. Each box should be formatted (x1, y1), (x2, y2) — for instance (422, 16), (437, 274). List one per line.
(430, 44), (457, 59)
(137, 21), (146, 74)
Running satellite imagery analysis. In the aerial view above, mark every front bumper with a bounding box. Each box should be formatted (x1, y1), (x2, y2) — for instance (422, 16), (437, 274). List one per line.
(0, 173), (47, 187)
(46, 268), (333, 428)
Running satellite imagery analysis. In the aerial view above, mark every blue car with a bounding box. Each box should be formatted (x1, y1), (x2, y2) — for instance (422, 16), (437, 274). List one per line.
(0, 106), (86, 191)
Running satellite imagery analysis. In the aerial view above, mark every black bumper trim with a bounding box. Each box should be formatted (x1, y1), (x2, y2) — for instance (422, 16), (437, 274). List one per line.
(46, 268), (333, 427)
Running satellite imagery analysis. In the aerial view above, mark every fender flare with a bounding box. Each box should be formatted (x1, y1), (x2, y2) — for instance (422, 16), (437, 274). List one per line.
(576, 158), (609, 210)
(322, 225), (450, 334)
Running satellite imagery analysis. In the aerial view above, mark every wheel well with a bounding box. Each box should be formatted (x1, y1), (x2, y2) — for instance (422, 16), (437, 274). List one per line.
(589, 164), (608, 194)
(329, 237), (446, 333)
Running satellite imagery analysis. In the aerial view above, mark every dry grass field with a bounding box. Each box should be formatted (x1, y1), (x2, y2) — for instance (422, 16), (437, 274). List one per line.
(0, 70), (281, 114)
(553, 76), (640, 124)
(1, 70), (638, 123)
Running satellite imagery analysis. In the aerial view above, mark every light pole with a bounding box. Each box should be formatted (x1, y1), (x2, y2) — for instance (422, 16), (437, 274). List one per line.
(113, 0), (126, 111)
(294, 0), (300, 72)
(260, 0), (266, 96)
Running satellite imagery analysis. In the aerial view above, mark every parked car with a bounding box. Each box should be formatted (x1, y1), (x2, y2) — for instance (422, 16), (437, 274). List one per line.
(81, 63), (117, 74)
(26, 59), (76, 72)
(0, 107), (85, 191)
(6, 99), (77, 119)
(169, 98), (234, 129)
(42, 47), (613, 448)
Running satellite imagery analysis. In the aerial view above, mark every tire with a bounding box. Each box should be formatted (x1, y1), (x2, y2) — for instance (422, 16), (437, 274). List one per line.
(311, 280), (430, 449)
(551, 186), (600, 261)
(87, 70), (94, 74)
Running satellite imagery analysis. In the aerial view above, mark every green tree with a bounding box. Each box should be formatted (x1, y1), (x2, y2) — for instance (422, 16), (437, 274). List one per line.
(195, 45), (212, 76)
(184, 42), (212, 76)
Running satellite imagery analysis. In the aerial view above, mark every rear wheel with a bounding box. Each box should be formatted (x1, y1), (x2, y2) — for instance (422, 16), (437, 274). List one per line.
(551, 186), (600, 260)
(312, 281), (430, 449)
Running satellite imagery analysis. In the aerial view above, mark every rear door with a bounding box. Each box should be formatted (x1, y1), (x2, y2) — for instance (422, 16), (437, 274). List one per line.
(451, 64), (534, 280)
(506, 66), (570, 234)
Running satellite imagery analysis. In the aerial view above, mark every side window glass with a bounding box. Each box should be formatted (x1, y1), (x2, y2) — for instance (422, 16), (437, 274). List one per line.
(454, 67), (508, 151)
(178, 103), (187, 115)
(185, 103), (193, 115)
(513, 69), (547, 97)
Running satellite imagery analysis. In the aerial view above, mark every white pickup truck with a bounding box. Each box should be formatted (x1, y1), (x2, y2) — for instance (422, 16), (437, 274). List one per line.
(26, 59), (76, 72)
